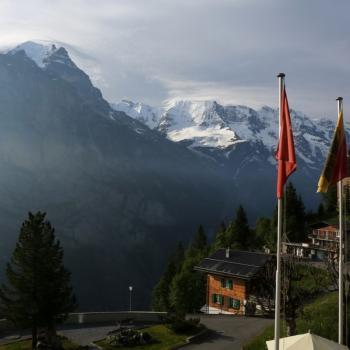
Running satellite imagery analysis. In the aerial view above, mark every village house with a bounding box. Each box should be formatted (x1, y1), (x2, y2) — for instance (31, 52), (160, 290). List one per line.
(282, 222), (350, 262)
(283, 177), (350, 262)
(194, 248), (274, 315)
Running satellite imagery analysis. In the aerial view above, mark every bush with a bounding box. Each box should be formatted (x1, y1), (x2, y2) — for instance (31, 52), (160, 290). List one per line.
(106, 328), (153, 347)
(163, 313), (200, 334)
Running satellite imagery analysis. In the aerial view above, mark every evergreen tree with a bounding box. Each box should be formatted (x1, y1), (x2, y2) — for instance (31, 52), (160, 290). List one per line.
(166, 229), (208, 315)
(169, 268), (205, 315)
(270, 183), (307, 247)
(152, 242), (184, 311)
(169, 244), (207, 314)
(323, 184), (337, 218)
(227, 205), (251, 249)
(0, 212), (76, 349)
(305, 209), (318, 227)
(191, 225), (207, 251)
(254, 217), (272, 248)
(284, 183), (307, 242)
(317, 203), (325, 220)
(212, 221), (227, 251)
(152, 261), (176, 312)
(173, 242), (185, 273)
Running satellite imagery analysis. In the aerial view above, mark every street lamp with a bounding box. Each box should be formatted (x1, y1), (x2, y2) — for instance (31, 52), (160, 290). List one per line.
(129, 286), (133, 312)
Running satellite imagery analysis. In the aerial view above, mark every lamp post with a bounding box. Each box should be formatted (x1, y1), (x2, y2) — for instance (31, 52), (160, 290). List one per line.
(129, 286), (133, 312)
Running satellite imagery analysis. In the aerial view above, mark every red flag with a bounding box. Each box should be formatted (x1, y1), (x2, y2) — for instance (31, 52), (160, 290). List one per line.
(276, 87), (296, 198)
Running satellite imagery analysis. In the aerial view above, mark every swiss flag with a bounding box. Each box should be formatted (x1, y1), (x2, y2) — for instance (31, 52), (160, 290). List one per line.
(276, 87), (297, 198)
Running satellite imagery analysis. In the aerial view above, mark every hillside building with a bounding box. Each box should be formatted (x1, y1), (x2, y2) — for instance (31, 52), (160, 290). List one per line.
(194, 249), (274, 315)
(282, 222), (350, 262)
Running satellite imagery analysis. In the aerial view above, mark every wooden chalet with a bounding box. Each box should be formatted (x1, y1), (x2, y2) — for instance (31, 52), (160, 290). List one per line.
(282, 222), (350, 262)
(194, 248), (273, 315)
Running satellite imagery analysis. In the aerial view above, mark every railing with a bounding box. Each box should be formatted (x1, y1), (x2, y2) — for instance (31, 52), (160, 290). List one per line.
(312, 229), (339, 241)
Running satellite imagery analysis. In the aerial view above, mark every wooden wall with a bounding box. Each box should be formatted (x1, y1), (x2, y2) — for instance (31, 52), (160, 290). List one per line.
(207, 274), (246, 314)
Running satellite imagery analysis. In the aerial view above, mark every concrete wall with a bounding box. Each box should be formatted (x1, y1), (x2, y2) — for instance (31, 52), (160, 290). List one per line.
(0, 311), (167, 332)
(65, 311), (167, 325)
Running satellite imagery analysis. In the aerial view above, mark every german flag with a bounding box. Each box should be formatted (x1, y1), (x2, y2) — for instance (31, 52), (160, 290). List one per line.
(317, 110), (347, 193)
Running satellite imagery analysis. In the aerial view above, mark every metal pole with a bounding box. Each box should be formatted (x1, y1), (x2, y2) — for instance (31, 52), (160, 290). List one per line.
(129, 286), (133, 312)
(337, 97), (344, 344)
(274, 73), (285, 350)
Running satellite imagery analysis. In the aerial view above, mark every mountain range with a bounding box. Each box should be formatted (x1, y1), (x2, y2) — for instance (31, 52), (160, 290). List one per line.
(113, 99), (347, 211)
(0, 41), (343, 310)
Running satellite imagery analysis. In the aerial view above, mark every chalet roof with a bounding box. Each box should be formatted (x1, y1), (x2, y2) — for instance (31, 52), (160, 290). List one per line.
(310, 222), (330, 229)
(194, 249), (272, 280)
(317, 225), (338, 232)
(310, 221), (350, 231)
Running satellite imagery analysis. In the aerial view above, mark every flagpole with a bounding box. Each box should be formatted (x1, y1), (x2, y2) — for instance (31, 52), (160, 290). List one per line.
(337, 96), (344, 345)
(274, 73), (285, 350)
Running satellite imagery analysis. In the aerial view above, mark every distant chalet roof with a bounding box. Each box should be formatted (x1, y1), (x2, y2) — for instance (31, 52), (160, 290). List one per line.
(310, 221), (350, 231)
(310, 222), (330, 230)
(194, 249), (272, 280)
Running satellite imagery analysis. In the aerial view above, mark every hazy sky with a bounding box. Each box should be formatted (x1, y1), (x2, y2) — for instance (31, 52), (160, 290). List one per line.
(1, 0), (350, 118)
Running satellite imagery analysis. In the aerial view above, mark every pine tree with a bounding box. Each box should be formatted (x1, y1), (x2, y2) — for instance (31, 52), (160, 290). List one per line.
(152, 260), (176, 311)
(317, 203), (325, 220)
(158, 228), (208, 315)
(191, 225), (207, 252)
(173, 242), (185, 273)
(169, 243), (207, 315)
(0, 212), (76, 349)
(152, 242), (184, 311)
(323, 184), (337, 218)
(254, 217), (272, 248)
(227, 205), (251, 249)
(212, 221), (227, 251)
(284, 183), (307, 242)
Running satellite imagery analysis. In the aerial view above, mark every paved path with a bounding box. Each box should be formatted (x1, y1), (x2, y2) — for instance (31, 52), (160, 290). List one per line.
(0, 324), (119, 347)
(0, 334), (30, 346)
(1, 316), (272, 349)
(184, 315), (273, 350)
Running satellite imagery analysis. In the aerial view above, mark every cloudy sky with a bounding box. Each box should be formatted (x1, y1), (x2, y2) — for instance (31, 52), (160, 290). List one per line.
(1, 0), (350, 118)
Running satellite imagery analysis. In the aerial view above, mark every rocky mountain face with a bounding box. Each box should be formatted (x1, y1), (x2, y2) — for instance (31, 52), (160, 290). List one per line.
(0, 42), (233, 310)
(114, 99), (348, 212)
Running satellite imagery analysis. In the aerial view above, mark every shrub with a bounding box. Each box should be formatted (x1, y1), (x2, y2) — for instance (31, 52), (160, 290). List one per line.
(164, 313), (200, 334)
(106, 328), (153, 347)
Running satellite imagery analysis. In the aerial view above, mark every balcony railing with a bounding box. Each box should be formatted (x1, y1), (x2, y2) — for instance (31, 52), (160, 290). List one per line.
(311, 229), (339, 241)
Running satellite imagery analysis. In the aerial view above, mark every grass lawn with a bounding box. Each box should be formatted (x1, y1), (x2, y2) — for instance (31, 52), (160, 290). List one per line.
(243, 292), (349, 350)
(95, 324), (199, 350)
(0, 336), (79, 350)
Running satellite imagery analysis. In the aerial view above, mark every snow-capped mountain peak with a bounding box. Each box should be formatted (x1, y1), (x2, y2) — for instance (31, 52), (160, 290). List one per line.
(158, 99), (238, 149)
(112, 98), (343, 167)
(9, 41), (58, 68)
(8, 41), (77, 71)
(113, 99), (268, 149)
(112, 100), (161, 130)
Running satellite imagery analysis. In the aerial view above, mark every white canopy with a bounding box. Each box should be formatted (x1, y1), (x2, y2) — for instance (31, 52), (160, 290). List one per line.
(266, 333), (349, 350)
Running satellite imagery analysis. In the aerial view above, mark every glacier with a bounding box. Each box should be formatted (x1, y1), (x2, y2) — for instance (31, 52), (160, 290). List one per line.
(112, 99), (346, 168)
